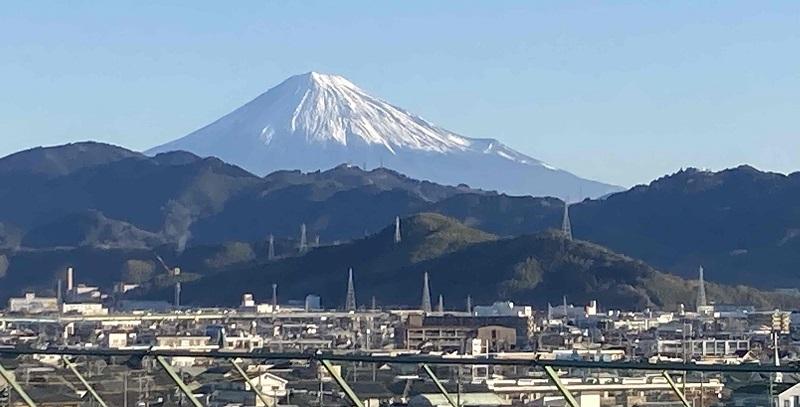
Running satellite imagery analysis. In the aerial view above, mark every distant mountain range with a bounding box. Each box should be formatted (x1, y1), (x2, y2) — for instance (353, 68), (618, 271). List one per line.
(147, 72), (621, 199)
(1, 142), (800, 306)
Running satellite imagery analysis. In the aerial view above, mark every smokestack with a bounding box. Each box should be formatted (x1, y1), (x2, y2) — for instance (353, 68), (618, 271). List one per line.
(272, 283), (278, 314)
(174, 282), (181, 308)
(57, 279), (62, 307)
(66, 267), (74, 291)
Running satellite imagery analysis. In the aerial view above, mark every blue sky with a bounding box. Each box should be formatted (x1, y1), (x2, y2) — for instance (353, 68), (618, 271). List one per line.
(1, 1), (797, 186)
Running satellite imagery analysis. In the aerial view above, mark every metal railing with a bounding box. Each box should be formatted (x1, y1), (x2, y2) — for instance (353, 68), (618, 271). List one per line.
(0, 347), (793, 407)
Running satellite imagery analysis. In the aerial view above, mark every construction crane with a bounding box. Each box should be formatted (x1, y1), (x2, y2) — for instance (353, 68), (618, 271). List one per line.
(154, 254), (180, 276)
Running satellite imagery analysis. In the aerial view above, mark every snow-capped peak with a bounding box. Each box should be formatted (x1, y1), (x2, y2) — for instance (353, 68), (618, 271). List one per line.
(147, 72), (622, 199)
(251, 71), (473, 154)
(150, 71), (545, 163)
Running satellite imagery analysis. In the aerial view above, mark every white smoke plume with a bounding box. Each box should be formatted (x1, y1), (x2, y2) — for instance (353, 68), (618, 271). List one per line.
(162, 200), (193, 253)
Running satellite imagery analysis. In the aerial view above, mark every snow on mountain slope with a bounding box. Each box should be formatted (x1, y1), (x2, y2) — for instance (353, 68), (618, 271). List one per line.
(147, 72), (621, 199)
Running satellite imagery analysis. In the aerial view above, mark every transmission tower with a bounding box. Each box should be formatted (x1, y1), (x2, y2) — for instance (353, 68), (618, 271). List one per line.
(299, 223), (308, 253)
(421, 272), (432, 313)
(394, 216), (402, 243)
(345, 268), (357, 311)
(561, 199), (573, 240)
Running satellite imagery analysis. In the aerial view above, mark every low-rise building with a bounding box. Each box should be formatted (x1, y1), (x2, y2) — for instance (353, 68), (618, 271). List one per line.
(62, 302), (108, 316)
(8, 293), (58, 314)
(652, 338), (750, 359)
(106, 332), (130, 348)
(154, 335), (218, 351)
(400, 314), (532, 351)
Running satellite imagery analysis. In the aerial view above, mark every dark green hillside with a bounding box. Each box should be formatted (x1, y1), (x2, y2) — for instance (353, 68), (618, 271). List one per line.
(22, 210), (164, 249)
(429, 193), (561, 236)
(172, 214), (798, 310)
(573, 166), (800, 288)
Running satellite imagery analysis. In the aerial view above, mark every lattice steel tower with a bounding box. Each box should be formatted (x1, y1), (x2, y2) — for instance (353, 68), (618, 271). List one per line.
(299, 223), (308, 253)
(561, 199), (573, 240)
(345, 268), (357, 311)
(421, 272), (432, 313)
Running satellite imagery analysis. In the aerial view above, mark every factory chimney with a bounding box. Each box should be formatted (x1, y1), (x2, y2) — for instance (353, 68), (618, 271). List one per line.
(174, 282), (181, 308)
(66, 267), (74, 291)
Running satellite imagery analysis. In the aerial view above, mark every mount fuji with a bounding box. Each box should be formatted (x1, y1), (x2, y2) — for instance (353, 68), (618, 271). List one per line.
(147, 72), (621, 198)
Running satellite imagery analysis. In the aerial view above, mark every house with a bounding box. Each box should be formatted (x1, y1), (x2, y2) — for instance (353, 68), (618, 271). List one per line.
(153, 335), (219, 367)
(240, 371), (289, 407)
(200, 367), (289, 407)
(775, 382), (800, 407)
